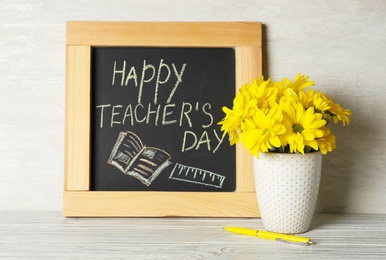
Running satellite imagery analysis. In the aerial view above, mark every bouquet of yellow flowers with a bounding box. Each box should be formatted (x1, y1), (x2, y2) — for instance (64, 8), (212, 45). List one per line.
(218, 73), (352, 157)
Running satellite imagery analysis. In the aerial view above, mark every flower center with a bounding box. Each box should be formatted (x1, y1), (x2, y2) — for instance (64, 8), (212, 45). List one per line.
(293, 124), (304, 133)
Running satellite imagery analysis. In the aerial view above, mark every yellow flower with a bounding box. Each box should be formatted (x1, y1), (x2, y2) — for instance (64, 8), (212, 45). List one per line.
(240, 76), (277, 109)
(316, 126), (336, 154)
(241, 107), (286, 157)
(277, 73), (314, 98)
(326, 99), (352, 126)
(313, 91), (331, 114)
(298, 89), (331, 113)
(218, 92), (257, 145)
(280, 102), (326, 154)
(218, 73), (351, 156)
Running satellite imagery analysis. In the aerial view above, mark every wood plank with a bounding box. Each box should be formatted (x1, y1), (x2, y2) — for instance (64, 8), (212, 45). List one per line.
(64, 46), (91, 191)
(66, 21), (262, 47)
(1, 212), (386, 258)
(235, 46), (262, 192)
(63, 191), (259, 217)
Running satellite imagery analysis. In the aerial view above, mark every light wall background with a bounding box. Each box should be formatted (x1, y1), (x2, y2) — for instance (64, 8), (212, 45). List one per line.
(1, 0), (385, 213)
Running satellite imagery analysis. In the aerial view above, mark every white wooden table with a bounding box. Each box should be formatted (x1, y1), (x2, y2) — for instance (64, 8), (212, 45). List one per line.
(1, 212), (385, 259)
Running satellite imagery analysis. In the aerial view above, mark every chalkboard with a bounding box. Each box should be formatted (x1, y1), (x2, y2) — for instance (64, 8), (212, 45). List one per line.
(91, 47), (236, 191)
(64, 21), (262, 217)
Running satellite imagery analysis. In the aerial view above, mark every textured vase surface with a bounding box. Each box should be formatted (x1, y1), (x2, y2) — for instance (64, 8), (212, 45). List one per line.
(253, 152), (322, 234)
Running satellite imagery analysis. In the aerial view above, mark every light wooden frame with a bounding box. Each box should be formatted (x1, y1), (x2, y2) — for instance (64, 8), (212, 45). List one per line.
(64, 21), (262, 217)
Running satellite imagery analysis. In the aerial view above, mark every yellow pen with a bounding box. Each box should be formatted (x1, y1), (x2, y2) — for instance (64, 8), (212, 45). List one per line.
(224, 226), (314, 246)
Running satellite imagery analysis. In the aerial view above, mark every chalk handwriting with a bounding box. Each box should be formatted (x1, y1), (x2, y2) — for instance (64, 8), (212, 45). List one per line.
(95, 102), (213, 129)
(111, 59), (187, 105)
(96, 101), (222, 153)
(166, 63), (186, 104)
(181, 129), (225, 153)
(155, 59), (171, 105)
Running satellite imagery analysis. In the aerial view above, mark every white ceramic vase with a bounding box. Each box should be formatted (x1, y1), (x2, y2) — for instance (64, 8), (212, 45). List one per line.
(253, 152), (322, 234)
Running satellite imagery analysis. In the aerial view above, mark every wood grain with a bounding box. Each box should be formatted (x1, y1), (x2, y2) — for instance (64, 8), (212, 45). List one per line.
(66, 21), (262, 47)
(63, 191), (259, 217)
(64, 46), (91, 191)
(1, 212), (386, 258)
(235, 46), (262, 192)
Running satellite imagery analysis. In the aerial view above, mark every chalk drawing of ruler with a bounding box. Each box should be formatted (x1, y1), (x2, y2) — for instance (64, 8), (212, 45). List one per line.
(169, 163), (226, 189)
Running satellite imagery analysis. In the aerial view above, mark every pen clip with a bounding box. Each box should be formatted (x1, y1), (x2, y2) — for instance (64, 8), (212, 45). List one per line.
(276, 238), (313, 246)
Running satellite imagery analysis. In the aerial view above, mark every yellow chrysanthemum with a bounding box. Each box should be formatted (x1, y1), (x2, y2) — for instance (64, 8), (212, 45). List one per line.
(326, 99), (352, 126)
(240, 76), (277, 109)
(241, 107), (286, 157)
(313, 91), (331, 114)
(298, 89), (331, 113)
(280, 102), (326, 154)
(276, 73), (314, 99)
(291, 73), (315, 92)
(218, 92), (257, 145)
(316, 126), (336, 154)
(218, 73), (351, 156)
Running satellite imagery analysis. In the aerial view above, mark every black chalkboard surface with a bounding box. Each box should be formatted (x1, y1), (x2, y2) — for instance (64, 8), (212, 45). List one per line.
(91, 47), (236, 191)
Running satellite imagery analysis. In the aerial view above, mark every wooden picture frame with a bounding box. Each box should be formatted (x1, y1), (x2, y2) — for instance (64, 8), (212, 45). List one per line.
(64, 21), (262, 217)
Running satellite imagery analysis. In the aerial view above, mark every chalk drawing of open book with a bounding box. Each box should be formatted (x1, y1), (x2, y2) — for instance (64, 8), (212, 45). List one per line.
(108, 131), (172, 186)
